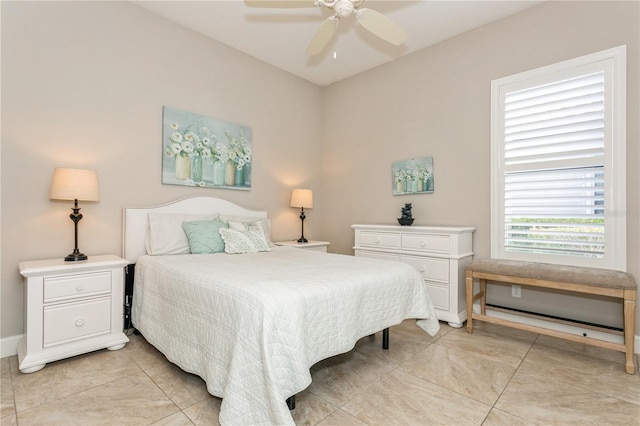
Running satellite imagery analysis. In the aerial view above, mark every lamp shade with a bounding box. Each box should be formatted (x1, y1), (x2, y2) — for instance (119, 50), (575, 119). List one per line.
(290, 189), (313, 209)
(49, 168), (100, 201)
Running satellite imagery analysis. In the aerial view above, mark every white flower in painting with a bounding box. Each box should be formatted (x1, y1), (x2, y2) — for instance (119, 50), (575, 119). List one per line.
(170, 132), (183, 143)
(243, 154), (251, 163)
(202, 137), (211, 146)
(237, 158), (245, 167)
(170, 143), (181, 155)
(184, 132), (200, 143)
(171, 123), (180, 130)
(202, 147), (212, 159)
(229, 150), (237, 160)
(199, 126), (211, 136)
(244, 147), (252, 156)
(196, 142), (204, 150)
(236, 164), (243, 171)
(181, 141), (194, 154)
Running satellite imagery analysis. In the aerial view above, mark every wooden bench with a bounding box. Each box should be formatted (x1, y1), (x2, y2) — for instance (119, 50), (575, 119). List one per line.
(465, 258), (637, 374)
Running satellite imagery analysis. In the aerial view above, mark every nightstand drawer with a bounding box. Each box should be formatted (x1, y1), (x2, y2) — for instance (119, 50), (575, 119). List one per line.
(425, 284), (449, 310)
(44, 271), (112, 303)
(401, 255), (449, 283)
(43, 297), (111, 347)
(359, 231), (401, 249)
(401, 234), (450, 254)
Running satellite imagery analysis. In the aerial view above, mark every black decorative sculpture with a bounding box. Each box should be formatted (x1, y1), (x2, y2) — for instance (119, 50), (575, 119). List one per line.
(397, 203), (414, 226)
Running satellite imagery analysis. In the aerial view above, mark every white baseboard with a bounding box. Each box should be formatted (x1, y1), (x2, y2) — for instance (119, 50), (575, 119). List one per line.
(476, 305), (640, 355)
(1, 334), (22, 359)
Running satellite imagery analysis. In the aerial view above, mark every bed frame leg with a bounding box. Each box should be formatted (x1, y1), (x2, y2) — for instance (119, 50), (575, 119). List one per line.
(382, 328), (389, 350)
(286, 395), (296, 410)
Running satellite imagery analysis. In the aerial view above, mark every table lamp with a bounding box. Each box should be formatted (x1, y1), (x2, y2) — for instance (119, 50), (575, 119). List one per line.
(290, 189), (313, 243)
(49, 167), (100, 261)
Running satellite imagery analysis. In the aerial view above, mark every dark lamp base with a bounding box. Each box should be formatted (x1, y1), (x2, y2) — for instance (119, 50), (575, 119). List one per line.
(65, 252), (88, 262)
(297, 237), (308, 243)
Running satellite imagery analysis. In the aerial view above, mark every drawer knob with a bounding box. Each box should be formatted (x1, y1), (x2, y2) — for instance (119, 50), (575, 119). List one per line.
(419, 266), (425, 272)
(75, 319), (85, 327)
(374, 238), (380, 244)
(420, 241), (426, 247)
(76, 284), (84, 292)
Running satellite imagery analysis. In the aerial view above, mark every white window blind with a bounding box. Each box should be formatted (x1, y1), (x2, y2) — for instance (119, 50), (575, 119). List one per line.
(491, 46), (626, 270)
(503, 72), (605, 258)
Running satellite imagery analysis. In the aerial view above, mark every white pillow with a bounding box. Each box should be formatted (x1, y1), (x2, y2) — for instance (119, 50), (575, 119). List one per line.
(219, 215), (274, 247)
(219, 227), (271, 254)
(145, 213), (218, 255)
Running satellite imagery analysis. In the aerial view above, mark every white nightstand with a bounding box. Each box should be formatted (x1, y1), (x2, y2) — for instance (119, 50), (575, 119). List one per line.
(18, 255), (129, 373)
(275, 240), (330, 252)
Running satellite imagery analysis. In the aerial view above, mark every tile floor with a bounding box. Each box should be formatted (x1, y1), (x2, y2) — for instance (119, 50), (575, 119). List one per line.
(1, 320), (639, 425)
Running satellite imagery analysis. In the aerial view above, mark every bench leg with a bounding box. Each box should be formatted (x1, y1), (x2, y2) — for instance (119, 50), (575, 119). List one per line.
(466, 272), (474, 333)
(623, 291), (636, 374)
(479, 279), (487, 315)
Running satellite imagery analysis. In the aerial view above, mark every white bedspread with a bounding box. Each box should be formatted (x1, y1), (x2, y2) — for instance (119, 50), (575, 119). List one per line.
(132, 247), (439, 425)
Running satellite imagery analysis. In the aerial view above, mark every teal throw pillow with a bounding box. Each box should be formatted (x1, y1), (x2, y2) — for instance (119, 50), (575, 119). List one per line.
(182, 220), (227, 254)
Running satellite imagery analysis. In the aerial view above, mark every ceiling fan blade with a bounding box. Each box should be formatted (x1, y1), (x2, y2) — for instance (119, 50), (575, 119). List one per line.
(244, 0), (316, 8)
(355, 8), (408, 46)
(306, 17), (338, 56)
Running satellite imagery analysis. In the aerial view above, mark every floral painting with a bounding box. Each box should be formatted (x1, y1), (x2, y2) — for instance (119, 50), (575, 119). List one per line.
(162, 106), (252, 190)
(392, 157), (434, 195)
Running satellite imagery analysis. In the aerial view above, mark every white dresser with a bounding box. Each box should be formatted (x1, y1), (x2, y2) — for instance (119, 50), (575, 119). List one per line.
(18, 255), (129, 373)
(352, 224), (475, 327)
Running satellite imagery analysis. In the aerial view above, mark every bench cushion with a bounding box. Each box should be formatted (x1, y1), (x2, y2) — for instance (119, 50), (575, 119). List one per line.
(467, 258), (636, 290)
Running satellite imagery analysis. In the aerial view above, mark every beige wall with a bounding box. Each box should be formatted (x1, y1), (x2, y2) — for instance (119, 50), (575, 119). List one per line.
(2, 1), (639, 343)
(1, 1), (323, 339)
(321, 1), (639, 329)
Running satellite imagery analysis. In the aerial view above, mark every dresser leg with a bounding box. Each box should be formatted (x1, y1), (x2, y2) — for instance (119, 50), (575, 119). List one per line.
(19, 363), (45, 374)
(107, 343), (126, 351)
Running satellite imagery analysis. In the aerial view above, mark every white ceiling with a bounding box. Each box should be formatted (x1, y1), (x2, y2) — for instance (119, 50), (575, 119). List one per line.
(134, 0), (543, 86)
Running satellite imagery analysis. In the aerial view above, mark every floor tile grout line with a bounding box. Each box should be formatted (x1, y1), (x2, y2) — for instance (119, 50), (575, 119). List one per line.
(133, 357), (188, 424)
(521, 337), (640, 405)
(479, 332), (541, 426)
(10, 355), (144, 416)
(6, 358), (18, 422)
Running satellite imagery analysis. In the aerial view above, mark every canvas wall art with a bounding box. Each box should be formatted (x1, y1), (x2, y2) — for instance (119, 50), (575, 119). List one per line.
(392, 157), (434, 195)
(162, 106), (252, 190)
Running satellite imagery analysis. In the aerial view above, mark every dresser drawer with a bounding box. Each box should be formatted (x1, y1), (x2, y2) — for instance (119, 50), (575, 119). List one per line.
(44, 271), (112, 303)
(356, 249), (401, 262)
(359, 231), (401, 250)
(43, 297), (111, 347)
(401, 255), (450, 284)
(401, 234), (450, 255)
(425, 284), (449, 310)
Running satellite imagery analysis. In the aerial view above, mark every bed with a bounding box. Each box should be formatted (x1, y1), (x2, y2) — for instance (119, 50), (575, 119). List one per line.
(122, 196), (440, 425)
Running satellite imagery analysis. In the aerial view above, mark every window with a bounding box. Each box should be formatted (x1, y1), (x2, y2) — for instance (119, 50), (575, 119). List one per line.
(491, 46), (626, 270)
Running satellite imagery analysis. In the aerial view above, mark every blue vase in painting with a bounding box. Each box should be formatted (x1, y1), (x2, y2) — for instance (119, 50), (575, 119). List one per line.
(192, 155), (203, 182)
(235, 166), (244, 186)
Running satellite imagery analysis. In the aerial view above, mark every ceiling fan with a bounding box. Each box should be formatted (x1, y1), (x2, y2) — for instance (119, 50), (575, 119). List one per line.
(245, 0), (409, 55)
